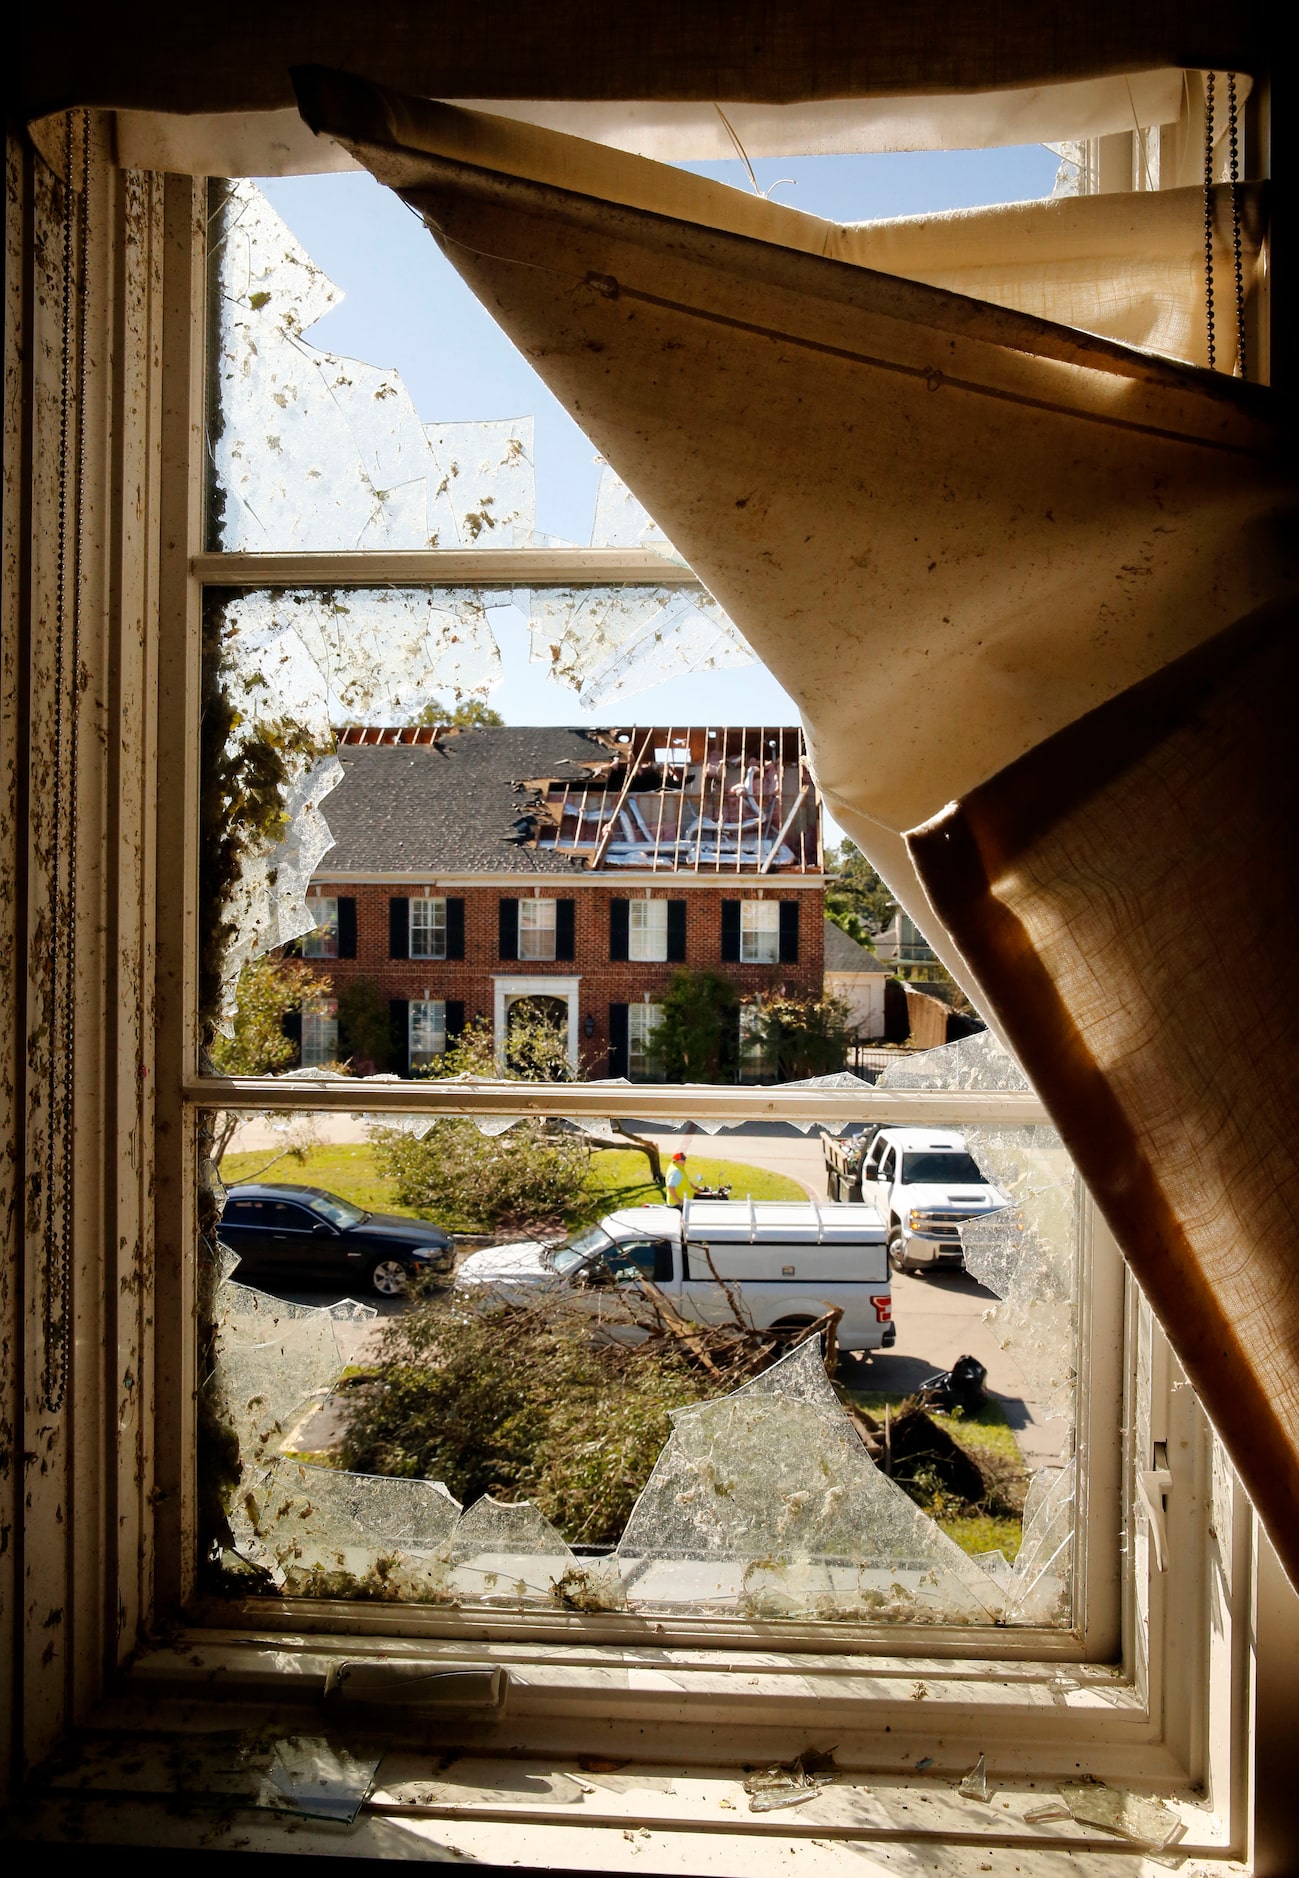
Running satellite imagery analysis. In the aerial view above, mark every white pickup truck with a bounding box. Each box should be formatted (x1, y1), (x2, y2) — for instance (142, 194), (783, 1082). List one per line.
(454, 1200), (896, 1353)
(859, 1126), (1008, 1275)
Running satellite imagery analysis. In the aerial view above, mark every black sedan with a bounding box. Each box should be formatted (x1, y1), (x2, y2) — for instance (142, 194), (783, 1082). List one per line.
(218, 1182), (454, 1297)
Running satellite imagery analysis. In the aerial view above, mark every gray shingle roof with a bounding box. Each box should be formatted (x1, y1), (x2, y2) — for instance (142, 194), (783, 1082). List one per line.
(316, 727), (618, 875)
(823, 916), (888, 974)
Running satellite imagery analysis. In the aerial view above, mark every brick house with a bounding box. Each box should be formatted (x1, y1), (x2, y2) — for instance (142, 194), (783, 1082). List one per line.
(294, 724), (825, 1079)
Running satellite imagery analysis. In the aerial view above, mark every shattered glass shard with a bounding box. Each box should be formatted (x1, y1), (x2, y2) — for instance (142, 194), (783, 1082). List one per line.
(446, 1495), (577, 1603)
(872, 1029), (1032, 1094)
(523, 582), (752, 711)
(958, 1753), (990, 1803)
(245, 1460), (462, 1594)
(1059, 1783), (1184, 1850)
(211, 1280), (352, 1471)
(618, 1340), (1008, 1620)
(590, 463), (686, 558)
(211, 182), (535, 553)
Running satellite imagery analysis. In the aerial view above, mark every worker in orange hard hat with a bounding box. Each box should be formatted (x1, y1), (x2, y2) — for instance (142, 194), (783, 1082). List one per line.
(665, 1149), (698, 1208)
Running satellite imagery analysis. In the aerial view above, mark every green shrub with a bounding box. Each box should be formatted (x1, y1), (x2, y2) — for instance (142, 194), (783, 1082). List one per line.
(371, 1117), (591, 1236)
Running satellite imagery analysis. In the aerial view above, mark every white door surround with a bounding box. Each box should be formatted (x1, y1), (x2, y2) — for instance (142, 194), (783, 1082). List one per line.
(493, 975), (582, 1069)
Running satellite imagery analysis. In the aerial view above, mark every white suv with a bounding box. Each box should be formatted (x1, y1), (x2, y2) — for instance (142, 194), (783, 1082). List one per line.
(859, 1127), (1008, 1275)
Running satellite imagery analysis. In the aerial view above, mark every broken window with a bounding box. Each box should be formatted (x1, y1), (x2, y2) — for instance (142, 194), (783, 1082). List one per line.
(198, 173), (1093, 1640)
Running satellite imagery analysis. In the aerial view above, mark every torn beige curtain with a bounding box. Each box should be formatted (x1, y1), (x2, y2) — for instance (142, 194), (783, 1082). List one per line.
(909, 607), (1299, 1573)
(296, 72), (1299, 1575)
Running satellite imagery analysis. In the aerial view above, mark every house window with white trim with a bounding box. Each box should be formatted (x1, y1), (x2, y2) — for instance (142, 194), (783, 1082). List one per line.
(740, 897), (781, 963)
(300, 996), (338, 1067)
(627, 1001), (663, 1079)
(629, 898), (668, 961)
(410, 895), (447, 959)
(302, 896), (338, 957)
(518, 898), (557, 961)
(409, 998), (447, 1068)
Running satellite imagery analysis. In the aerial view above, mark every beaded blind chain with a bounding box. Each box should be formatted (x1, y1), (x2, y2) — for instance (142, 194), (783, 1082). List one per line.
(42, 111), (90, 1415)
(1204, 72), (1248, 379)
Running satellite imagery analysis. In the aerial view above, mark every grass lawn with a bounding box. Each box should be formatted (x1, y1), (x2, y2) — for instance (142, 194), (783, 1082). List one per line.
(218, 1141), (804, 1227)
(842, 1385), (1028, 1561)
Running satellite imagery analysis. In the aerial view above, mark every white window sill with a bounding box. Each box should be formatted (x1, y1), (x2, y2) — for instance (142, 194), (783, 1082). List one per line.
(18, 1716), (1239, 1869)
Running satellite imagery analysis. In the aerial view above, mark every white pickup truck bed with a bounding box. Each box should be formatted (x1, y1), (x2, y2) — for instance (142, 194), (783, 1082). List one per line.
(457, 1200), (896, 1353)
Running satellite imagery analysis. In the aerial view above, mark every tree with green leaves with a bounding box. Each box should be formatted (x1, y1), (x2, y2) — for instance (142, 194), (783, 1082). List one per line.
(746, 989), (851, 1082)
(824, 839), (896, 946)
(654, 969), (739, 1082)
(413, 698), (505, 729)
(209, 951), (327, 1162)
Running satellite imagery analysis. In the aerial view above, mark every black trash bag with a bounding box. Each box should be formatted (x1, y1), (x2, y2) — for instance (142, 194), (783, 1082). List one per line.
(918, 1353), (987, 1414)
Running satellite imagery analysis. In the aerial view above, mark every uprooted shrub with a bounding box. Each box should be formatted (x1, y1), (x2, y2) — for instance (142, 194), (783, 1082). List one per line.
(340, 1262), (846, 1549)
(340, 1293), (716, 1547)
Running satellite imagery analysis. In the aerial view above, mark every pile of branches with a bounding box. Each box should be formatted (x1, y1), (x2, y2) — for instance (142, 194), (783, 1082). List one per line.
(339, 1258), (843, 1549)
(616, 1245), (843, 1389)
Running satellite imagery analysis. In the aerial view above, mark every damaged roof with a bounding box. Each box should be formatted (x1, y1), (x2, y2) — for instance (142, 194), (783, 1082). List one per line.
(315, 724), (822, 876)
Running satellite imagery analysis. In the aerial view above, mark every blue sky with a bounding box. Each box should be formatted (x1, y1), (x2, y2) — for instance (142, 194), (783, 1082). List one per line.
(259, 142), (1058, 821)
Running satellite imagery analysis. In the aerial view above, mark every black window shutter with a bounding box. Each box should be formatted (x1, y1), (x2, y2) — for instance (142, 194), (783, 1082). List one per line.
(444, 999), (465, 1045)
(446, 897), (465, 960)
(555, 899), (576, 960)
(336, 896), (357, 959)
(389, 999), (410, 1076)
(720, 1004), (741, 1080)
(282, 1008), (302, 1063)
(610, 898), (629, 961)
(667, 899), (687, 962)
(608, 1003), (629, 1078)
(721, 899), (741, 962)
(389, 896), (410, 960)
(779, 899), (800, 963)
(498, 897), (519, 960)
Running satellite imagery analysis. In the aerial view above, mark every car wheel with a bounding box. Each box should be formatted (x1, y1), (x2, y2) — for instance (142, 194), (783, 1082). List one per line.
(770, 1314), (818, 1343)
(369, 1257), (408, 1298)
(887, 1231), (913, 1275)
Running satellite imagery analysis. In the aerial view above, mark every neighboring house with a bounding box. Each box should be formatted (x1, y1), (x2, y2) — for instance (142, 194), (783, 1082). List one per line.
(872, 906), (939, 968)
(822, 915), (888, 1040)
(296, 723), (825, 1077)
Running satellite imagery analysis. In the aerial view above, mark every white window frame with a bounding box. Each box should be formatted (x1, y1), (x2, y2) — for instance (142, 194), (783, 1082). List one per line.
(518, 896), (557, 961)
(409, 996), (447, 1066)
(740, 896), (780, 962)
(301, 893), (338, 957)
(737, 999), (768, 1080)
(628, 896), (668, 961)
(410, 894), (447, 959)
(298, 994), (338, 1067)
(626, 999), (663, 1077)
(131, 164), (1263, 1851)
